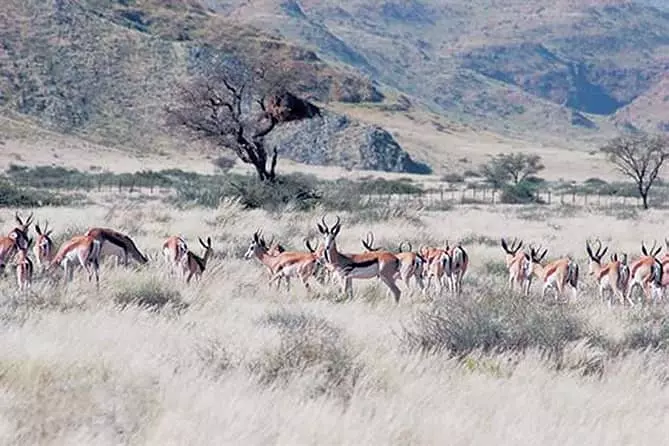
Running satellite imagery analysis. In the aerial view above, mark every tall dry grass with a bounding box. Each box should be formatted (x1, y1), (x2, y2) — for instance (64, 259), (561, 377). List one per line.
(1, 197), (669, 445)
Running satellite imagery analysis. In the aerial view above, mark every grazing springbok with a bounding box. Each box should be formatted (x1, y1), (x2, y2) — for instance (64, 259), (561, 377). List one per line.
(182, 237), (213, 283)
(49, 234), (102, 286)
(85, 227), (148, 266)
(0, 212), (33, 275)
(501, 237), (532, 294)
(14, 239), (34, 291)
(585, 239), (631, 306)
(162, 235), (188, 277)
(361, 232), (425, 292)
(626, 241), (664, 304)
(527, 245), (580, 300)
(244, 230), (319, 291)
(33, 221), (54, 272)
(317, 216), (402, 302)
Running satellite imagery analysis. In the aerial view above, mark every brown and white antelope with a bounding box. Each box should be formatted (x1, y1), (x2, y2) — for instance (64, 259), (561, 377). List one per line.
(162, 235), (188, 277)
(49, 234), (102, 286)
(419, 245), (451, 295)
(585, 239), (631, 306)
(361, 232), (425, 292)
(33, 221), (54, 272)
(244, 230), (319, 291)
(501, 237), (532, 294)
(626, 241), (664, 304)
(446, 243), (468, 295)
(527, 245), (580, 300)
(182, 237), (213, 283)
(317, 216), (402, 302)
(0, 212), (34, 275)
(85, 227), (148, 266)
(14, 239), (34, 291)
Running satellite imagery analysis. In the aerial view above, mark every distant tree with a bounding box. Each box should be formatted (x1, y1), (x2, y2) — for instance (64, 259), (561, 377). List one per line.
(480, 153), (545, 188)
(166, 54), (301, 183)
(600, 133), (669, 210)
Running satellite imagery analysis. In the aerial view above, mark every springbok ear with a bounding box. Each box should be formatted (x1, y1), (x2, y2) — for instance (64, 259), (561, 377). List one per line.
(35, 224), (42, 235)
(207, 237), (211, 247)
(317, 223), (327, 234)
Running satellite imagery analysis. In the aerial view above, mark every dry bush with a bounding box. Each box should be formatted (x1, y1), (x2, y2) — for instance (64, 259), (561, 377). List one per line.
(248, 310), (363, 402)
(401, 289), (588, 360)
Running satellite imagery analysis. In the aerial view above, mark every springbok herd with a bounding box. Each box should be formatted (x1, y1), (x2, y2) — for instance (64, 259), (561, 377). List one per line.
(0, 212), (667, 305)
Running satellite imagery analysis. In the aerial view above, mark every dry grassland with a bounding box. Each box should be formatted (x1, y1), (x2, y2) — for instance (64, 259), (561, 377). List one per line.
(1, 193), (669, 445)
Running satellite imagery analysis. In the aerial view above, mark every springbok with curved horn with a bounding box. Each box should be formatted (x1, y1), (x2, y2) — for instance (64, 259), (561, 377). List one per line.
(317, 216), (402, 303)
(626, 241), (664, 304)
(244, 230), (319, 291)
(527, 245), (580, 300)
(501, 237), (531, 293)
(182, 237), (213, 283)
(360, 232), (425, 292)
(49, 234), (102, 287)
(33, 221), (54, 272)
(0, 212), (33, 275)
(585, 239), (631, 306)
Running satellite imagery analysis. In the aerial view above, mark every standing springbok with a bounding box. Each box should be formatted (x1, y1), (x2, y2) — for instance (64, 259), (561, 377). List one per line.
(33, 221), (54, 272)
(49, 234), (102, 286)
(585, 239), (631, 306)
(244, 230), (319, 291)
(162, 235), (188, 277)
(0, 212), (33, 275)
(501, 237), (532, 294)
(446, 243), (468, 295)
(626, 241), (664, 304)
(14, 239), (34, 291)
(182, 237), (213, 284)
(419, 244), (451, 295)
(317, 216), (402, 303)
(360, 232), (425, 292)
(85, 227), (148, 266)
(527, 245), (580, 300)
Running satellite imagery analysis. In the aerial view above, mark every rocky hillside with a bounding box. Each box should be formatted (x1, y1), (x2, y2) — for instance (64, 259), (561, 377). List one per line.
(0, 0), (426, 174)
(211, 0), (669, 141)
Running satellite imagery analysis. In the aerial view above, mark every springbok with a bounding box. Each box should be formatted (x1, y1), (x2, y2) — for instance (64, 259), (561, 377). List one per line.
(33, 221), (54, 272)
(14, 239), (34, 291)
(0, 212), (33, 275)
(317, 216), (402, 302)
(527, 245), (580, 300)
(585, 239), (631, 306)
(49, 234), (102, 286)
(419, 244), (451, 295)
(85, 227), (148, 266)
(162, 235), (188, 277)
(182, 237), (213, 283)
(626, 241), (664, 304)
(501, 237), (532, 294)
(360, 232), (425, 292)
(244, 230), (319, 291)
(447, 243), (468, 295)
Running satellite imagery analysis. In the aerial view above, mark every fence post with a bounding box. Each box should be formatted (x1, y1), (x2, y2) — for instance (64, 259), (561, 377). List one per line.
(572, 191), (575, 204)
(547, 190), (551, 205)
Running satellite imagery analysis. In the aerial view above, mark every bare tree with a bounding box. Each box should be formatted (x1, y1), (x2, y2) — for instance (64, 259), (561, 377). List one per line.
(600, 133), (669, 210)
(166, 55), (301, 182)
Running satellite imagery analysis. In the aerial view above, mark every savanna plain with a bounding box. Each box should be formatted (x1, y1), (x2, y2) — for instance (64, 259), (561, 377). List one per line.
(2, 175), (669, 446)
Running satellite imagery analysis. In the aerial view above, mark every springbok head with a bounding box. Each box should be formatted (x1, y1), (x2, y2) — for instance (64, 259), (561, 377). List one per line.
(585, 239), (608, 275)
(244, 230), (267, 260)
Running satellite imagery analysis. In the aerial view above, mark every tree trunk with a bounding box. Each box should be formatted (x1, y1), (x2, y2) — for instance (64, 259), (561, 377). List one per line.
(641, 191), (649, 210)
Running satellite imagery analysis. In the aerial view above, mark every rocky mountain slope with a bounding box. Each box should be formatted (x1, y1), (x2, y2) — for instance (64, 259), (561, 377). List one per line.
(211, 0), (669, 141)
(0, 0), (426, 174)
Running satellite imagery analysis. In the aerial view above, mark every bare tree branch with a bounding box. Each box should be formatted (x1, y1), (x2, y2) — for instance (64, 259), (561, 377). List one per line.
(165, 53), (305, 182)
